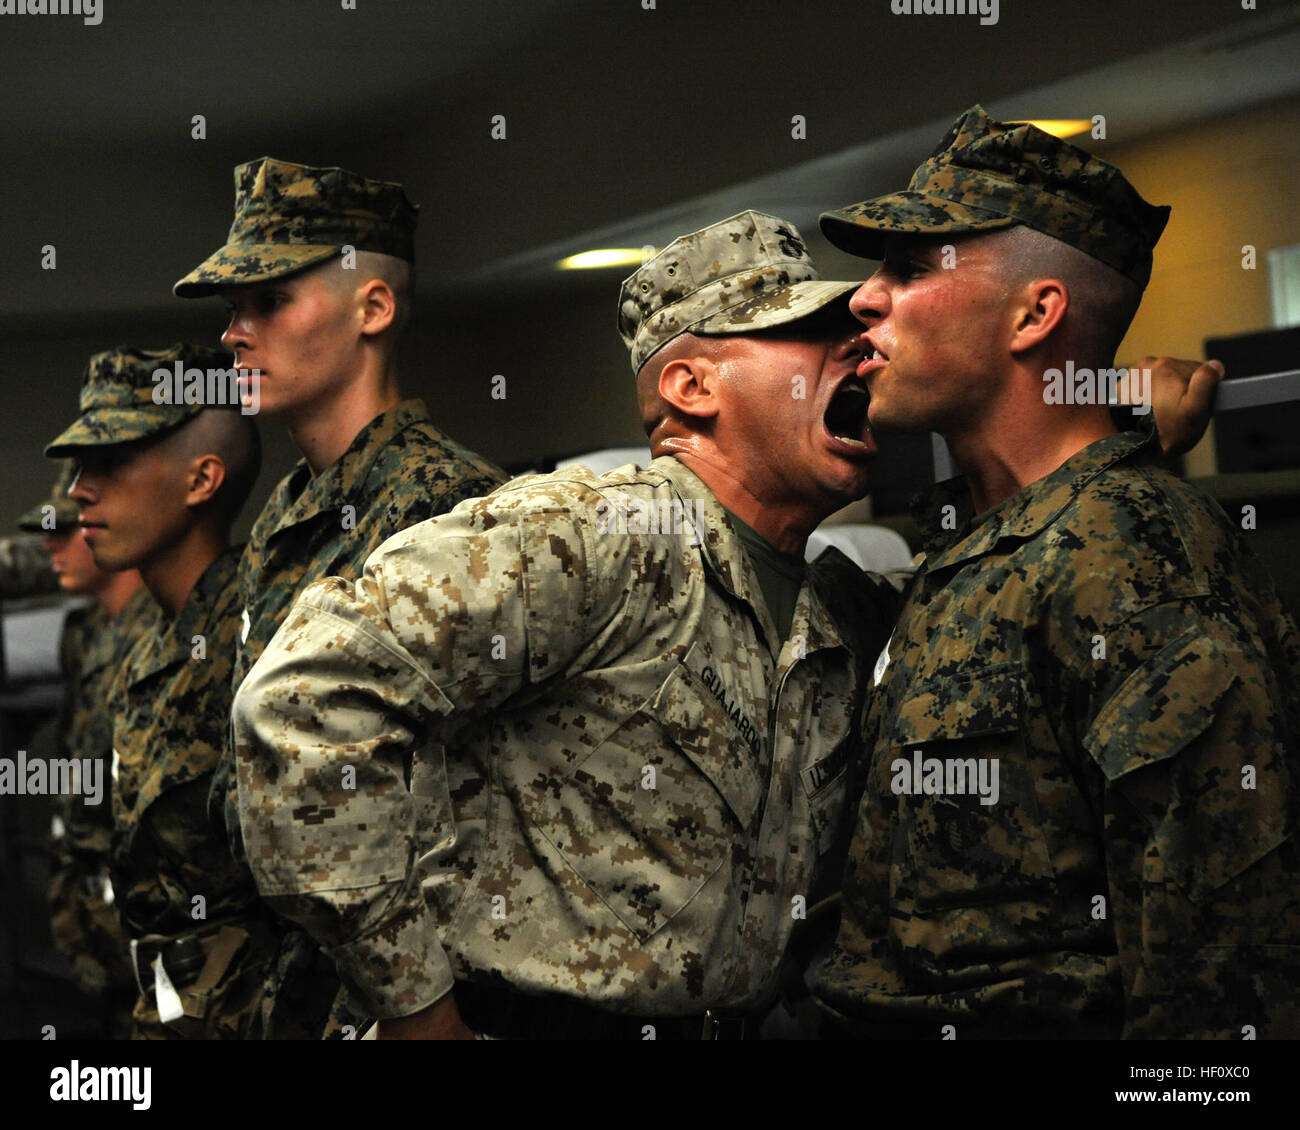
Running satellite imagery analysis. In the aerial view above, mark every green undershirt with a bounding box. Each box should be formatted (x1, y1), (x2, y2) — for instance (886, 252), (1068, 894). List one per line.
(722, 507), (807, 644)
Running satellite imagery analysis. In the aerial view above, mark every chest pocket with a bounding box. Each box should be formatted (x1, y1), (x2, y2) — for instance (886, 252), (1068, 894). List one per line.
(542, 645), (765, 943)
(883, 663), (1058, 916)
(116, 665), (225, 831)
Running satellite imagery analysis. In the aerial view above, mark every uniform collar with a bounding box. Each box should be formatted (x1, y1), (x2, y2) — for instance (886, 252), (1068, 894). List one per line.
(653, 455), (848, 659)
(128, 546), (241, 684)
(80, 585), (157, 677)
(913, 428), (1156, 573)
(270, 399), (432, 531)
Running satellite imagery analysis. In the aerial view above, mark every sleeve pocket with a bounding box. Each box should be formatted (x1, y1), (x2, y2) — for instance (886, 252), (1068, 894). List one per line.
(1082, 629), (1237, 782)
(1082, 630), (1287, 903)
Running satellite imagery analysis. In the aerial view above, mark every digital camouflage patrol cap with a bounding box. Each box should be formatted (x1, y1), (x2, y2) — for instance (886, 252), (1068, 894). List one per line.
(45, 344), (236, 457)
(820, 105), (1171, 288)
(618, 211), (859, 373)
(173, 157), (419, 298)
(16, 461), (79, 533)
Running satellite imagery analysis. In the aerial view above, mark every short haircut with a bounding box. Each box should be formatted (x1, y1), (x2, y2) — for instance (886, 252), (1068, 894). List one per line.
(160, 409), (262, 528)
(322, 249), (415, 335)
(985, 225), (1143, 363)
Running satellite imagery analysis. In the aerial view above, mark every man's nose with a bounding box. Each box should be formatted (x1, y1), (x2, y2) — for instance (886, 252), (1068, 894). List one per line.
(849, 271), (888, 325)
(221, 310), (252, 351)
(67, 467), (93, 504)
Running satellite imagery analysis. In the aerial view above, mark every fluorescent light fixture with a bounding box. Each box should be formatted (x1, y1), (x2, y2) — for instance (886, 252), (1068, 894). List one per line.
(1013, 119), (1094, 139)
(557, 248), (652, 270)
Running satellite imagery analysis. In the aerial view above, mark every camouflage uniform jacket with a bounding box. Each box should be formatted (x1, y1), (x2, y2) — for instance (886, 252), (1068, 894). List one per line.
(48, 587), (159, 997)
(212, 398), (503, 1036)
(233, 455), (898, 1020)
(816, 430), (1300, 1039)
(111, 547), (270, 1038)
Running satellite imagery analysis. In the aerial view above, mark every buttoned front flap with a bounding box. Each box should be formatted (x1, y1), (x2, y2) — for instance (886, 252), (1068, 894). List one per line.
(884, 663), (1059, 916)
(892, 663), (1022, 747)
(542, 643), (766, 943)
(650, 661), (764, 830)
(1082, 630), (1286, 903)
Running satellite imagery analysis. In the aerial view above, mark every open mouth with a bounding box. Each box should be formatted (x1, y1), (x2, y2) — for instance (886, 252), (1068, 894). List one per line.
(823, 376), (873, 449)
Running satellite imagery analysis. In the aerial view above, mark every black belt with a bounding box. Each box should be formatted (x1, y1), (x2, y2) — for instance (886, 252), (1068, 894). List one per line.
(453, 980), (751, 1041)
(129, 933), (209, 996)
(128, 914), (270, 997)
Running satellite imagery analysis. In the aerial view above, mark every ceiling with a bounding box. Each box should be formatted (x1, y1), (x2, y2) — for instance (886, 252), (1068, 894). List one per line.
(1, 0), (1299, 320)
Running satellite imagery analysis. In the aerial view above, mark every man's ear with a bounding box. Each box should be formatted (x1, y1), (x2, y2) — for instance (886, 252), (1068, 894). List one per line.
(659, 355), (721, 421)
(358, 278), (398, 338)
(1009, 277), (1069, 354)
(186, 454), (227, 509)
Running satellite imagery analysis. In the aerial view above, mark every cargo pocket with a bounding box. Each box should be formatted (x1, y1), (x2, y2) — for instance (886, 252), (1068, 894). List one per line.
(886, 663), (1058, 915)
(544, 650), (763, 942)
(1081, 629), (1278, 903)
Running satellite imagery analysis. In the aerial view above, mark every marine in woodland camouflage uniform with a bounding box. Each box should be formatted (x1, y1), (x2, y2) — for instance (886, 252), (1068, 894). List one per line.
(174, 157), (505, 1038)
(814, 106), (1300, 1039)
(46, 344), (268, 1039)
(23, 465), (157, 1036)
(232, 212), (901, 1038)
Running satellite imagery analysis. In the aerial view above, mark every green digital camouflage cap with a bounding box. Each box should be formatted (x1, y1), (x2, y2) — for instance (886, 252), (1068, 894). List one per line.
(173, 157), (419, 298)
(45, 344), (236, 457)
(618, 211), (859, 373)
(821, 105), (1171, 288)
(16, 461), (79, 533)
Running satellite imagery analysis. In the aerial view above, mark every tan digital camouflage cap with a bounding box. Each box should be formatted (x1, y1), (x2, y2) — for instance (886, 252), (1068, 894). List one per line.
(821, 105), (1171, 288)
(45, 344), (236, 457)
(618, 211), (859, 373)
(173, 157), (419, 298)
(16, 461), (79, 533)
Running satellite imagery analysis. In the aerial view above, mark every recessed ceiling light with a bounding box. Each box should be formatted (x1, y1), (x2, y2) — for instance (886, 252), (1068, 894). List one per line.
(1013, 119), (1094, 139)
(557, 249), (653, 270)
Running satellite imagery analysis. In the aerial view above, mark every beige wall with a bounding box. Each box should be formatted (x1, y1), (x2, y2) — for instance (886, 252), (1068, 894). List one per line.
(1110, 95), (1300, 476)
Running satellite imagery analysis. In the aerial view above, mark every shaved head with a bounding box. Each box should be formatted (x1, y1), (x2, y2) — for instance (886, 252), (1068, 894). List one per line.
(985, 225), (1142, 363)
(322, 250), (414, 335)
(158, 409), (262, 527)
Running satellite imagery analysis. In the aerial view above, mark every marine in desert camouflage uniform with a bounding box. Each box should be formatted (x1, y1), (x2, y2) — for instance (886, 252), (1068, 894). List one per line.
(173, 157), (504, 1038)
(231, 211), (908, 1039)
(47, 344), (266, 1039)
(814, 106), (1299, 1039)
